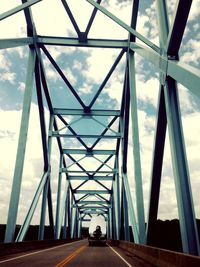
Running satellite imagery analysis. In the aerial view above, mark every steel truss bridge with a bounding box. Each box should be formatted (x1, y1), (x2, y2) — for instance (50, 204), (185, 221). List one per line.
(1, 0), (200, 256)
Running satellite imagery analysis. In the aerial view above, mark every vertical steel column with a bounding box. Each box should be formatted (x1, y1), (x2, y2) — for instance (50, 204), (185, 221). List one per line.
(111, 196), (117, 239)
(128, 53), (146, 244)
(56, 180), (69, 239)
(5, 48), (36, 243)
(71, 205), (77, 238)
(74, 209), (78, 238)
(55, 154), (64, 238)
(146, 87), (167, 243)
(156, 0), (199, 255)
(63, 186), (70, 239)
(122, 172), (139, 243)
(107, 210), (110, 238)
(107, 208), (112, 239)
(69, 191), (74, 238)
(128, 1), (145, 243)
(38, 115), (54, 240)
(67, 189), (72, 238)
(164, 78), (200, 254)
(114, 156), (120, 240)
(122, 182), (130, 241)
(146, 0), (167, 245)
(78, 217), (82, 238)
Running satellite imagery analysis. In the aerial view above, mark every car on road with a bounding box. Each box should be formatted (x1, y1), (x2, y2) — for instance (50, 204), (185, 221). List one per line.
(88, 225), (107, 246)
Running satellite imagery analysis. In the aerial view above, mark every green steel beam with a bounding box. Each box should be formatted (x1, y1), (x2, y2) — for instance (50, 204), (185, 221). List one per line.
(89, 49), (125, 108)
(146, 3), (169, 245)
(0, 0), (43, 21)
(61, 0), (81, 38)
(38, 36), (128, 49)
(55, 180), (69, 239)
(90, 116), (119, 150)
(42, 46), (86, 109)
(38, 103), (54, 241)
(51, 133), (121, 139)
(68, 176), (113, 181)
(0, 37), (33, 49)
(63, 186), (70, 239)
(22, 0), (35, 37)
(164, 77), (200, 255)
(74, 190), (111, 194)
(122, 172), (139, 243)
(84, 0), (102, 40)
(53, 108), (120, 116)
(85, 0), (159, 53)
(56, 115), (89, 150)
(130, 43), (200, 99)
(128, 50), (146, 244)
(166, 0), (192, 57)
(55, 155), (63, 239)
(146, 86), (167, 244)
(62, 169), (116, 174)
(113, 157), (120, 240)
(167, 61), (200, 98)
(76, 200), (109, 205)
(122, 181), (130, 241)
(130, 43), (160, 68)
(63, 149), (116, 155)
(16, 171), (49, 242)
(80, 211), (107, 215)
(108, 205), (112, 238)
(5, 48), (36, 243)
(78, 206), (109, 210)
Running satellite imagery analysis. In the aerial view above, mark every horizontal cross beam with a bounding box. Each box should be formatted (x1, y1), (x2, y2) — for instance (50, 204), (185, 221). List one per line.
(75, 200), (110, 205)
(62, 169), (117, 174)
(51, 133), (121, 139)
(0, 38), (33, 49)
(73, 190), (111, 194)
(80, 211), (108, 215)
(78, 206), (109, 210)
(53, 108), (120, 116)
(38, 36), (128, 49)
(63, 149), (116, 155)
(68, 175), (114, 181)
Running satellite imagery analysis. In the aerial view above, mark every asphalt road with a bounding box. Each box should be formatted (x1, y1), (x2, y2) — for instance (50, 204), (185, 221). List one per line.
(0, 239), (153, 267)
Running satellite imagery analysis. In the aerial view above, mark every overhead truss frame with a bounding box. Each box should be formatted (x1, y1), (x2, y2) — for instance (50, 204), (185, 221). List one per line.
(1, 0), (200, 256)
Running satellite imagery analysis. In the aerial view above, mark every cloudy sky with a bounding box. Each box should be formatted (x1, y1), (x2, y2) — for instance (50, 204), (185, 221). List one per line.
(0, 0), (200, 228)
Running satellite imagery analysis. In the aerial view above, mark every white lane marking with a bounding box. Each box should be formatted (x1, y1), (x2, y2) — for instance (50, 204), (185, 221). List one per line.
(108, 244), (133, 267)
(0, 239), (84, 264)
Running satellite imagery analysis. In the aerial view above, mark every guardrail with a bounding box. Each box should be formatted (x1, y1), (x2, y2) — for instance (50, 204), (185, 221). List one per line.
(108, 240), (200, 267)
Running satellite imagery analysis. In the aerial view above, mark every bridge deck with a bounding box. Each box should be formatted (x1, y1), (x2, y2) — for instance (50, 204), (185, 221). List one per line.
(0, 239), (153, 267)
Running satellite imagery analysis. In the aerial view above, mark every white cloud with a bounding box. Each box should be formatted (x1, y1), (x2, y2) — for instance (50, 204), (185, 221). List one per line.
(1, 72), (16, 84)
(181, 38), (200, 67)
(63, 67), (77, 85)
(73, 60), (83, 71)
(18, 82), (25, 92)
(188, 0), (200, 22)
(137, 77), (159, 107)
(84, 48), (121, 85)
(0, 53), (11, 71)
(78, 83), (93, 95)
